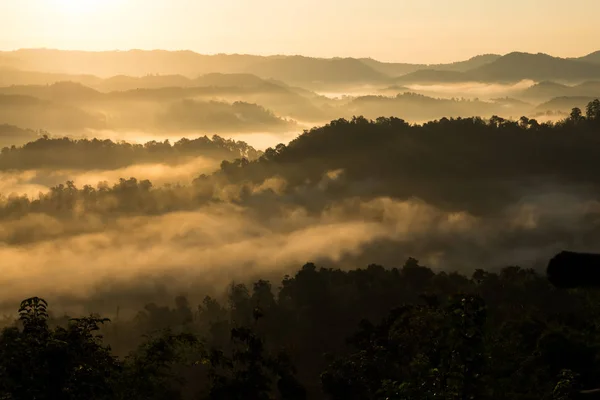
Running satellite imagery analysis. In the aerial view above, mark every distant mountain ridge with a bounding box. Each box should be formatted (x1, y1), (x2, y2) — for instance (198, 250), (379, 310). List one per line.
(573, 50), (600, 65)
(0, 73), (334, 131)
(0, 49), (387, 87)
(519, 80), (600, 101)
(0, 71), (300, 94)
(392, 52), (600, 84)
(0, 48), (599, 87)
(0, 49), (503, 77)
(361, 54), (502, 77)
(468, 52), (600, 82)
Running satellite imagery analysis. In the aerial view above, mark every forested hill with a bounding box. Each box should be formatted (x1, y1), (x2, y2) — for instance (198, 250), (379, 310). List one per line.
(216, 99), (600, 215)
(1, 101), (599, 225)
(0, 134), (262, 170)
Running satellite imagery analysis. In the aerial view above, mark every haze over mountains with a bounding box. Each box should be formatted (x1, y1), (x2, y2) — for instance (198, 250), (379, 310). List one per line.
(2, 48), (600, 86)
(4, 0), (600, 396)
(1, 47), (600, 285)
(0, 48), (599, 140)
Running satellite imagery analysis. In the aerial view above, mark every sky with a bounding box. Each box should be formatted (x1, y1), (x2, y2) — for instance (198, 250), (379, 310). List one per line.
(0, 0), (598, 63)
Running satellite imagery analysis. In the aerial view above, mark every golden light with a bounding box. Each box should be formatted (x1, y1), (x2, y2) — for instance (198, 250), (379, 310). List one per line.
(52, 0), (119, 16)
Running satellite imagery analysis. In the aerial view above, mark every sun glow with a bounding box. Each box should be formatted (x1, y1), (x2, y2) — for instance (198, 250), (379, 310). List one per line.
(53, 0), (119, 16)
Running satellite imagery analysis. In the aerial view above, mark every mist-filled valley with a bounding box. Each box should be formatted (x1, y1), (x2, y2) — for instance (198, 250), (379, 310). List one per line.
(3, 50), (600, 144)
(2, 107), (600, 307)
(3, 46), (600, 399)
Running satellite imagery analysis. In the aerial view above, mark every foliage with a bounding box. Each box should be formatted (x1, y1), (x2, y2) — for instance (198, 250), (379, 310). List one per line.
(3, 257), (600, 399)
(0, 134), (261, 171)
(214, 99), (600, 215)
(0, 297), (118, 400)
(206, 326), (305, 400)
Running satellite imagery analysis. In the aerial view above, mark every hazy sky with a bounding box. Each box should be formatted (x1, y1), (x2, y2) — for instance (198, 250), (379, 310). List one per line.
(1, 0), (598, 63)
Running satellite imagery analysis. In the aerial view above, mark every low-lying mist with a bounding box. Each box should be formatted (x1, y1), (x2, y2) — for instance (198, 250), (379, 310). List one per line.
(403, 80), (536, 100)
(0, 157), (220, 197)
(0, 165), (598, 316)
(79, 129), (302, 152)
(2, 75), (593, 141)
(0, 76), (598, 318)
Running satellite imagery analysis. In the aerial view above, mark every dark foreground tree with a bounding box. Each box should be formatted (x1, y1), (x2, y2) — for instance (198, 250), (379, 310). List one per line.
(0, 297), (118, 400)
(0, 297), (203, 400)
(206, 317), (306, 400)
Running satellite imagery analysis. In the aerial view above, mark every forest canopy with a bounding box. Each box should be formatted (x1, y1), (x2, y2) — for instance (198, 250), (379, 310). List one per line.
(1, 259), (600, 399)
(0, 134), (261, 170)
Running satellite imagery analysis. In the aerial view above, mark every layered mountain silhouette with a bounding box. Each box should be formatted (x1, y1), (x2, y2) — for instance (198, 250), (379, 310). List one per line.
(0, 81), (102, 102)
(0, 124), (41, 147)
(536, 96), (599, 113)
(1, 49), (599, 87)
(244, 56), (388, 85)
(468, 52), (600, 82)
(1, 48), (599, 134)
(575, 50), (600, 65)
(519, 80), (600, 101)
(395, 70), (467, 84)
(395, 53), (600, 84)
(362, 54), (501, 77)
(0, 74), (334, 124)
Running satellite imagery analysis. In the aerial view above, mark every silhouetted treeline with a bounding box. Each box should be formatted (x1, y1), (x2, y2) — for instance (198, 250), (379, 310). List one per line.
(3, 259), (600, 399)
(217, 99), (600, 215)
(344, 92), (531, 122)
(0, 134), (261, 170)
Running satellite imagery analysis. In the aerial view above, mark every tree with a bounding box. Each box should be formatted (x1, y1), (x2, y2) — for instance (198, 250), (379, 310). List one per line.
(569, 107), (584, 123)
(206, 326), (305, 400)
(519, 116), (530, 128)
(118, 331), (202, 400)
(489, 115), (505, 127)
(0, 297), (118, 400)
(586, 99), (600, 121)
